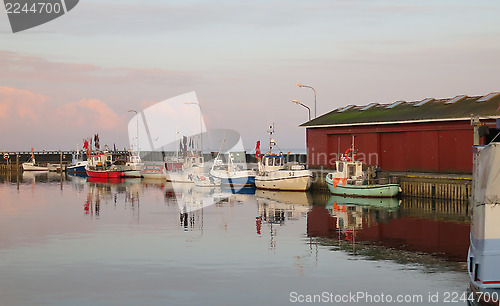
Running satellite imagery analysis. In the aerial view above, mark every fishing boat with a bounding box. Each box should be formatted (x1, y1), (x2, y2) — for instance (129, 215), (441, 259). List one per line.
(325, 137), (399, 198)
(22, 148), (49, 171)
(114, 153), (143, 178)
(165, 134), (204, 183)
(85, 151), (124, 178)
(468, 143), (500, 303)
(255, 124), (312, 191)
(141, 164), (167, 179)
(165, 155), (204, 183)
(67, 148), (88, 174)
(210, 138), (256, 186)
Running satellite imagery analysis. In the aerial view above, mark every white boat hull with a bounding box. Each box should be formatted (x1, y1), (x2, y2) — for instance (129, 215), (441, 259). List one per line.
(123, 170), (142, 178)
(255, 170), (312, 191)
(22, 162), (49, 171)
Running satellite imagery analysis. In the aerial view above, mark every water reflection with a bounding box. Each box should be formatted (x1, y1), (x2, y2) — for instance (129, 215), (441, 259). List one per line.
(83, 177), (142, 219)
(0, 172), (473, 305)
(256, 189), (312, 250)
(309, 195), (470, 263)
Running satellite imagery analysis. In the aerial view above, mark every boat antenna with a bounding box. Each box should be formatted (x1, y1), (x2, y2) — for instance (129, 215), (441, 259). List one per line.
(351, 135), (356, 161)
(267, 123), (275, 153)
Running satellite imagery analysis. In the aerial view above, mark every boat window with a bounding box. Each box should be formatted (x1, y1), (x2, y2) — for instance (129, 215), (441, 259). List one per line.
(267, 158), (273, 166)
(337, 162), (343, 173)
(275, 158), (281, 166)
(107, 156), (111, 161)
(94, 157), (99, 161)
(348, 165), (355, 177)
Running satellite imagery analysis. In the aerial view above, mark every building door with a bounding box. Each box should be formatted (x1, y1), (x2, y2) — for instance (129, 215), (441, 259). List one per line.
(380, 132), (406, 171)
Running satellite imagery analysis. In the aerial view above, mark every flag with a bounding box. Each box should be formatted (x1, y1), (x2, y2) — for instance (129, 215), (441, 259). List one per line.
(255, 141), (261, 160)
(83, 139), (90, 157)
(94, 134), (100, 150)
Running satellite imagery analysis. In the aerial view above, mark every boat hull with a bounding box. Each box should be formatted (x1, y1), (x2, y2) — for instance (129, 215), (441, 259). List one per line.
(86, 169), (124, 178)
(325, 175), (399, 197)
(255, 170), (312, 191)
(67, 165), (87, 174)
(210, 169), (256, 186)
(22, 162), (49, 171)
(221, 176), (255, 186)
(123, 170), (142, 178)
(141, 165), (166, 179)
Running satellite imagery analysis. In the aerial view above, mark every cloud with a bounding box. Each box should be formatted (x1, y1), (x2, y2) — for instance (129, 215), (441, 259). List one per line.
(75, 98), (122, 130)
(0, 50), (195, 87)
(0, 86), (48, 121)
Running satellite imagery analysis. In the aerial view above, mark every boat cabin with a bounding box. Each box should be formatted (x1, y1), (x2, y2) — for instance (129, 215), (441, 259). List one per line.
(88, 151), (114, 169)
(128, 155), (142, 164)
(259, 154), (285, 172)
(333, 160), (363, 181)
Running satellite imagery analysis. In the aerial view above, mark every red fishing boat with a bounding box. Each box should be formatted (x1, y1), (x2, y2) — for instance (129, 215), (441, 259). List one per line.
(85, 151), (124, 178)
(83, 138), (124, 178)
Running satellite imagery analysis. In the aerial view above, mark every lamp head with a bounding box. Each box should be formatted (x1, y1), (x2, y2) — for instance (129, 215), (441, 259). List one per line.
(296, 83), (303, 87)
(291, 99), (301, 105)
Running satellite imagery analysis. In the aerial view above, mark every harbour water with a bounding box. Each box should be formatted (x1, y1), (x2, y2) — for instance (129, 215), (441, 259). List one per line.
(0, 172), (470, 305)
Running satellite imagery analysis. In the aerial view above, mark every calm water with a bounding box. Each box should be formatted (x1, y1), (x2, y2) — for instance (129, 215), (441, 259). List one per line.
(0, 172), (470, 305)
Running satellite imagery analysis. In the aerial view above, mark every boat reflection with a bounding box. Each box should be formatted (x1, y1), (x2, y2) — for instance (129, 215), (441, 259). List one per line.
(83, 178), (141, 218)
(256, 189), (312, 249)
(308, 196), (470, 263)
(165, 182), (237, 231)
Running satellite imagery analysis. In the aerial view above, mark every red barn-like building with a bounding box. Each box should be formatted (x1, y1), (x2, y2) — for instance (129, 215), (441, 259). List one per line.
(301, 92), (500, 173)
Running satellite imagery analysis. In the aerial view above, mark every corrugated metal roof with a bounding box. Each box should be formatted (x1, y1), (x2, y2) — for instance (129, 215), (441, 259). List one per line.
(300, 93), (500, 128)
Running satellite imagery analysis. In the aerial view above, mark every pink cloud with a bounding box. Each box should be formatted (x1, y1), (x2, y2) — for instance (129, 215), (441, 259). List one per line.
(75, 98), (122, 130)
(0, 86), (123, 137)
(0, 86), (48, 122)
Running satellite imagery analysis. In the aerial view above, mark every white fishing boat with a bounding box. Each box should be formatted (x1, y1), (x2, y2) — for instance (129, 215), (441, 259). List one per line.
(468, 143), (500, 302)
(114, 153), (143, 178)
(255, 124), (312, 191)
(325, 137), (399, 198)
(209, 138), (256, 186)
(22, 148), (49, 171)
(165, 155), (204, 183)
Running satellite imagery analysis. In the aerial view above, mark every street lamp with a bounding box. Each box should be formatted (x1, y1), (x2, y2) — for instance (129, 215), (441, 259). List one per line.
(296, 83), (317, 118)
(128, 109), (139, 152)
(292, 100), (311, 121)
(185, 102), (203, 154)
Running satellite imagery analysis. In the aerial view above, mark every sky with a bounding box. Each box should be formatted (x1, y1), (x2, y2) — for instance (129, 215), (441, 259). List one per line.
(1, 0), (500, 151)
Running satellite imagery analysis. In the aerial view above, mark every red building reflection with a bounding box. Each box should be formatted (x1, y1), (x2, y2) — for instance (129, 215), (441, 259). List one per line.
(307, 205), (470, 262)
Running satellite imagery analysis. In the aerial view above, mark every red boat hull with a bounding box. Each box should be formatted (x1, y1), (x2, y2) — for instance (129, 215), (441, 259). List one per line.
(86, 170), (124, 178)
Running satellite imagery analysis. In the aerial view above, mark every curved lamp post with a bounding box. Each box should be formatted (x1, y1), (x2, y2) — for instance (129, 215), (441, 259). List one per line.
(128, 109), (139, 152)
(292, 100), (311, 121)
(296, 83), (317, 118)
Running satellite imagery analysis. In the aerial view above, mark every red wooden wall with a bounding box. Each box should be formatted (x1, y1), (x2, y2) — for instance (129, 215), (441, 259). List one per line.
(306, 120), (483, 173)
